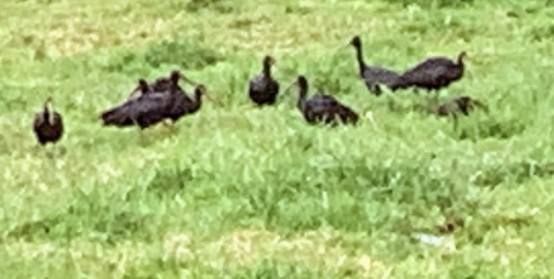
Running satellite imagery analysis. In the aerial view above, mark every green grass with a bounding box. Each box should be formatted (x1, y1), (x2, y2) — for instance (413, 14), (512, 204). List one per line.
(1, 0), (554, 278)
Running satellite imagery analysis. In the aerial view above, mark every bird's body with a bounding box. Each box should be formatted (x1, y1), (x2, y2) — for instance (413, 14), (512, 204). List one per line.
(33, 97), (64, 145)
(295, 76), (358, 125)
(350, 36), (400, 95)
(102, 92), (174, 129)
(391, 52), (467, 92)
(249, 55), (280, 106)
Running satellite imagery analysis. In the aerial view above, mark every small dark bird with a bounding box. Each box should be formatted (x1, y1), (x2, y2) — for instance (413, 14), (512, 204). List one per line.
(292, 75), (358, 126)
(435, 95), (487, 117)
(349, 36), (400, 96)
(391, 51), (467, 92)
(248, 55), (280, 106)
(33, 97), (64, 145)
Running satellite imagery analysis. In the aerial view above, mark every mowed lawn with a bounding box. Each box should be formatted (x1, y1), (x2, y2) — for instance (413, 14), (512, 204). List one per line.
(1, 0), (554, 278)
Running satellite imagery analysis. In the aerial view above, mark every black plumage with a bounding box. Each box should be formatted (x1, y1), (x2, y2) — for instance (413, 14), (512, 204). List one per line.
(165, 84), (208, 122)
(435, 96), (487, 117)
(33, 97), (64, 145)
(349, 36), (400, 96)
(249, 55), (280, 105)
(102, 80), (171, 129)
(101, 78), (209, 129)
(293, 75), (358, 126)
(391, 51), (467, 92)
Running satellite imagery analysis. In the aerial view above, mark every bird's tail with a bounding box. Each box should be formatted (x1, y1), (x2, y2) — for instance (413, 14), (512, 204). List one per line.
(100, 106), (134, 127)
(339, 106), (359, 125)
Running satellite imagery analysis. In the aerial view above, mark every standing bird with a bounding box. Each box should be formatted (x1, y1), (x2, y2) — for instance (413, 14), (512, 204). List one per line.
(248, 55), (280, 106)
(349, 36), (400, 96)
(291, 75), (358, 126)
(435, 95), (487, 117)
(391, 51), (467, 92)
(33, 97), (64, 145)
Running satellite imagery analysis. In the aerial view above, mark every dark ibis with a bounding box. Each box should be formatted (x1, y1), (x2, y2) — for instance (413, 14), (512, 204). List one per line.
(248, 55), (280, 106)
(33, 97), (64, 145)
(349, 35), (400, 96)
(391, 51), (467, 92)
(289, 75), (359, 126)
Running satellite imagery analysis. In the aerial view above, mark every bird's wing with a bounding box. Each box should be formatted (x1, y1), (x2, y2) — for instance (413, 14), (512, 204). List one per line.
(33, 112), (45, 128)
(101, 93), (170, 125)
(249, 75), (266, 93)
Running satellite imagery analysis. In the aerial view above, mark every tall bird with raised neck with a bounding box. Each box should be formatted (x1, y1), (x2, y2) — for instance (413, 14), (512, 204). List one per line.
(391, 51), (467, 92)
(292, 75), (358, 126)
(248, 55), (280, 106)
(33, 97), (64, 145)
(349, 35), (400, 96)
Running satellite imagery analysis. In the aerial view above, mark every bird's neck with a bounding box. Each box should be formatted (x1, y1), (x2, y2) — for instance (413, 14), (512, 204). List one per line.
(297, 87), (307, 109)
(263, 63), (272, 78)
(44, 107), (55, 125)
(457, 55), (465, 69)
(192, 93), (203, 111)
(355, 45), (367, 74)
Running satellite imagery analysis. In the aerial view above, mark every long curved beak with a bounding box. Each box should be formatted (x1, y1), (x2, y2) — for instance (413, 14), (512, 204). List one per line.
(128, 85), (141, 98)
(472, 99), (489, 112)
(182, 76), (200, 86)
(203, 91), (223, 106)
(332, 44), (349, 56)
(283, 80), (298, 95)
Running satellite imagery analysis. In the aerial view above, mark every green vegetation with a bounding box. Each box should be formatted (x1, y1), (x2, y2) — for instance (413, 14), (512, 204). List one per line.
(1, 0), (554, 278)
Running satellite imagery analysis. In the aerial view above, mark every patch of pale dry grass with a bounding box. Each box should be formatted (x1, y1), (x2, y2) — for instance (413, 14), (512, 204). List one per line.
(4, 228), (393, 277)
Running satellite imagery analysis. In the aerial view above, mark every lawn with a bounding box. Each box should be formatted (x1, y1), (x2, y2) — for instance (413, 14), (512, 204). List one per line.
(1, 0), (554, 278)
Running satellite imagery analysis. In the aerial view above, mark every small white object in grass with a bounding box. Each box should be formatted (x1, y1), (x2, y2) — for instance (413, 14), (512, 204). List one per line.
(411, 232), (457, 254)
(365, 110), (374, 121)
(411, 232), (444, 246)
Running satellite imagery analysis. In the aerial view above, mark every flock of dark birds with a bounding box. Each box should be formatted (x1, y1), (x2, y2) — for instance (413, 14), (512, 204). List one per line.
(32, 35), (488, 146)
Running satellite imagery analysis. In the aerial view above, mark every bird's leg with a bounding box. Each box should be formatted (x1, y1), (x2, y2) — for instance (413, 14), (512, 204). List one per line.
(452, 113), (459, 134)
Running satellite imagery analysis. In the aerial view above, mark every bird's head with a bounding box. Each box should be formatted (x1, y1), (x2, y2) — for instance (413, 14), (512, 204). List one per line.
(170, 70), (181, 84)
(43, 96), (53, 112)
(194, 84), (207, 97)
(138, 79), (150, 93)
(296, 75), (308, 89)
(263, 55), (276, 66)
(349, 35), (362, 48)
(194, 84), (222, 106)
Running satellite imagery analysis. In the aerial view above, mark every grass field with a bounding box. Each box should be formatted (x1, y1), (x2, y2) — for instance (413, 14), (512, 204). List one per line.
(1, 0), (554, 278)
